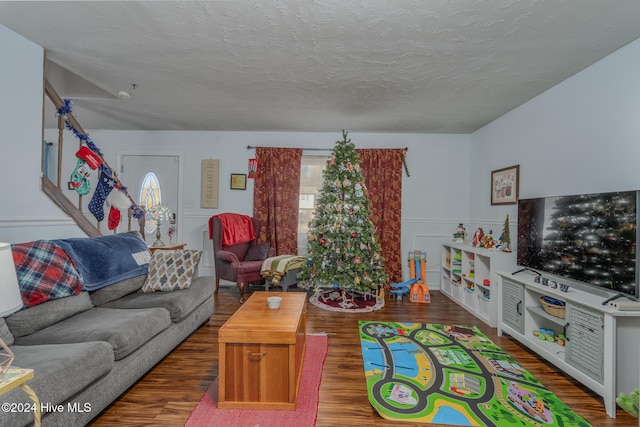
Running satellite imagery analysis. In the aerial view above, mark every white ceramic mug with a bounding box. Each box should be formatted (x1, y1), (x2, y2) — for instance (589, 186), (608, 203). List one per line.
(267, 296), (282, 309)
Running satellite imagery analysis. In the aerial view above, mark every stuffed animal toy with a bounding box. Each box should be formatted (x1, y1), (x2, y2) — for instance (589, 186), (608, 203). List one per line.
(616, 387), (639, 417)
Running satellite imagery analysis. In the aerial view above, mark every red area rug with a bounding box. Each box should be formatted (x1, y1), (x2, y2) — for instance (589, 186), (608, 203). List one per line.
(309, 289), (384, 313)
(184, 334), (328, 427)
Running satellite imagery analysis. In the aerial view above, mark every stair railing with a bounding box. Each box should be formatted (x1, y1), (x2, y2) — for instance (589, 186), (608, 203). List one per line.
(42, 79), (145, 237)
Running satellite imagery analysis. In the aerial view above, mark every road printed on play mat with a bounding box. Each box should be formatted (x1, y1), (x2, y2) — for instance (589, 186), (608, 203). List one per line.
(359, 321), (592, 427)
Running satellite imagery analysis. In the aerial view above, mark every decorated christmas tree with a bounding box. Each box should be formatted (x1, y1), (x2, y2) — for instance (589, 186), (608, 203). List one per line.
(501, 214), (512, 252)
(299, 131), (388, 296)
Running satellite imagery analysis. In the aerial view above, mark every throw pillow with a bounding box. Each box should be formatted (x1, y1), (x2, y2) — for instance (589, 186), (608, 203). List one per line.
(141, 250), (202, 292)
(245, 242), (271, 261)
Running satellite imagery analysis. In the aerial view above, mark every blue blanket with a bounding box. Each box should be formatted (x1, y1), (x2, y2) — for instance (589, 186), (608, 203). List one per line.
(52, 234), (151, 291)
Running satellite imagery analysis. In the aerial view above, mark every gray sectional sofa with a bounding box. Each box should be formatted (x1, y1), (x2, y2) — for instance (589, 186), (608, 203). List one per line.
(0, 235), (215, 427)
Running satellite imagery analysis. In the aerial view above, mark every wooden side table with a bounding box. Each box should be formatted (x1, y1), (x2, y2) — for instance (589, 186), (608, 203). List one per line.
(0, 368), (40, 427)
(149, 243), (186, 254)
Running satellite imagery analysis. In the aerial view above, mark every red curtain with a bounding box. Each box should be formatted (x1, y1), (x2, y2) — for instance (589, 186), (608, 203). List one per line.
(356, 149), (404, 283)
(253, 147), (303, 255)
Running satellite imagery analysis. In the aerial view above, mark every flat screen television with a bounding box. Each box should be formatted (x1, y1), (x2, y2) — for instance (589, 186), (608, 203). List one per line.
(517, 190), (639, 299)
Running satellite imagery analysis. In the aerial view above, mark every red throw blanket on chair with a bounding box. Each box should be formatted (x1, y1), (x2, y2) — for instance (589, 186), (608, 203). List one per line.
(209, 213), (256, 245)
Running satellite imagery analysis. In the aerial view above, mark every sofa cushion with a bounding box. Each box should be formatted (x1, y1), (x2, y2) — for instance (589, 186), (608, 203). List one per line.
(11, 240), (83, 308)
(0, 318), (14, 346)
(102, 276), (214, 322)
(13, 307), (171, 360)
(141, 250), (202, 292)
(4, 292), (93, 338)
(8, 341), (113, 407)
(90, 274), (146, 306)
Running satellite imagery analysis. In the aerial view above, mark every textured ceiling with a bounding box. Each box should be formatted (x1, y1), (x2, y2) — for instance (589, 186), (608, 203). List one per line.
(1, 1), (640, 133)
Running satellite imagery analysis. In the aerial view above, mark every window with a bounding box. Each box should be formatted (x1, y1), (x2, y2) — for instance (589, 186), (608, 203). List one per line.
(298, 155), (329, 255)
(139, 172), (162, 234)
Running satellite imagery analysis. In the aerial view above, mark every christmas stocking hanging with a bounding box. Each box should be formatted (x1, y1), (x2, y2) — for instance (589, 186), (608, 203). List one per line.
(69, 158), (91, 195)
(107, 206), (121, 230)
(88, 170), (116, 222)
(75, 145), (103, 170)
(106, 188), (130, 230)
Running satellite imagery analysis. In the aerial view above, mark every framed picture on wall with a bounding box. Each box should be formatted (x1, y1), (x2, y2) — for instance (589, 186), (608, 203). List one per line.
(491, 165), (519, 205)
(230, 173), (247, 190)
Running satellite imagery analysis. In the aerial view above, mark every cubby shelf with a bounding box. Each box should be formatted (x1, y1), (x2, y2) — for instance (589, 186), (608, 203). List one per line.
(498, 272), (640, 418)
(440, 243), (516, 327)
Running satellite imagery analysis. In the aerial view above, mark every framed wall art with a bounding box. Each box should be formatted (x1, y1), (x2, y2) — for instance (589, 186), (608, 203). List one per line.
(491, 165), (519, 205)
(230, 173), (247, 190)
(201, 159), (219, 208)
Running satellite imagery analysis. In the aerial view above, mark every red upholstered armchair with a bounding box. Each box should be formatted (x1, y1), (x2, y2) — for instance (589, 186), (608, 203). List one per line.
(210, 215), (274, 302)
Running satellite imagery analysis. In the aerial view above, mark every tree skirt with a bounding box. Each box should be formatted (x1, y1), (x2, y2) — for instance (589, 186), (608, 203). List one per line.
(309, 288), (384, 313)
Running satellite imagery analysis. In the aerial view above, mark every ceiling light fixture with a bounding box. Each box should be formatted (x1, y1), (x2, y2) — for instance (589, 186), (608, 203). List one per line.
(117, 90), (131, 99)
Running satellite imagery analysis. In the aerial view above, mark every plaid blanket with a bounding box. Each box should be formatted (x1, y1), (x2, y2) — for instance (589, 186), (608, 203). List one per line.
(11, 240), (83, 309)
(260, 255), (305, 285)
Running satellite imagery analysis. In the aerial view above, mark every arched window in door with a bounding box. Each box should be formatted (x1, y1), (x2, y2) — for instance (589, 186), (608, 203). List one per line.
(139, 172), (162, 234)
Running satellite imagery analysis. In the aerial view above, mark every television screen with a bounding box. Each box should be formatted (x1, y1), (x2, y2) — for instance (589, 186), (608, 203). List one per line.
(517, 190), (638, 298)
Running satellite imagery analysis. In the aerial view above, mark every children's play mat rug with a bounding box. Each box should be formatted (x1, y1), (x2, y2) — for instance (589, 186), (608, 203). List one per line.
(358, 321), (591, 426)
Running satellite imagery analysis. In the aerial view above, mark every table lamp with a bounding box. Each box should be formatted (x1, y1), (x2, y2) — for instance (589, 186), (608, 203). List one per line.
(145, 205), (173, 247)
(0, 242), (23, 381)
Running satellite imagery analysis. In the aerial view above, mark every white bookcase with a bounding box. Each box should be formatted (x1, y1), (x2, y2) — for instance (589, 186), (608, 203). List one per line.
(497, 272), (640, 418)
(440, 243), (516, 327)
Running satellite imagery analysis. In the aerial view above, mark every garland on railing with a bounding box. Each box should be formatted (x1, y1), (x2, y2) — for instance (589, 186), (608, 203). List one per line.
(57, 99), (145, 220)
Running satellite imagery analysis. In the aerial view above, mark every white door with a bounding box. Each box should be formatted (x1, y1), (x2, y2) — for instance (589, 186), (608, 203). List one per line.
(118, 153), (181, 246)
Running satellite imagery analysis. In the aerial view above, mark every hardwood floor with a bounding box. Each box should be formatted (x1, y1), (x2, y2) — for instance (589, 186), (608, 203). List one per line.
(90, 286), (636, 426)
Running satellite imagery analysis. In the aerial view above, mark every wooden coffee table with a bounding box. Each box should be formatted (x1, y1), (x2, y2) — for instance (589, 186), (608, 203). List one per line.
(218, 292), (307, 410)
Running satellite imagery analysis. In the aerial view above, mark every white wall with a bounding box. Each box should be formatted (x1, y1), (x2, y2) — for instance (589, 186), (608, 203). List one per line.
(0, 25), (85, 243)
(81, 130), (470, 277)
(469, 37), (640, 243)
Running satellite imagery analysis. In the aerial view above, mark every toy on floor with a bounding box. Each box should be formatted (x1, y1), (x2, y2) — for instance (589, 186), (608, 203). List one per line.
(532, 329), (566, 346)
(616, 387), (639, 417)
(389, 251), (430, 303)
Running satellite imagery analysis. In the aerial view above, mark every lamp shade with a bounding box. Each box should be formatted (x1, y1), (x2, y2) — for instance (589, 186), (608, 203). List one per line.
(0, 243), (23, 317)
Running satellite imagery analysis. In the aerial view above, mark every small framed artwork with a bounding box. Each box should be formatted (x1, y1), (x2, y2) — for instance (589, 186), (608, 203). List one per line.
(230, 173), (247, 190)
(491, 165), (519, 205)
